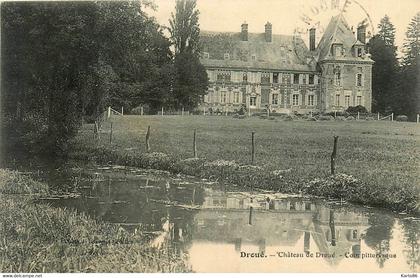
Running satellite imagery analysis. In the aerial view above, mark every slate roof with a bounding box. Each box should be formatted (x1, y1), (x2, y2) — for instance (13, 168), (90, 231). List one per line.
(315, 14), (374, 64)
(199, 31), (316, 72)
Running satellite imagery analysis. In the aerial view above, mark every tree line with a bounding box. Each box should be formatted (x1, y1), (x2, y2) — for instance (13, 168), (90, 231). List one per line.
(370, 13), (420, 120)
(1, 0), (207, 156)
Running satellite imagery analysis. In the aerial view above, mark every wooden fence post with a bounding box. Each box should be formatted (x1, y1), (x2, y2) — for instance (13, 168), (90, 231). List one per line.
(107, 106), (111, 119)
(109, 122), (113, 144)
(417, 114), (419, 124)
(357, 112), (360, 120)
(121, 106), (124, 116)
(330, 136), (339, 175)
(377, 112), (380, 121)
(193, 129), (197, 158)
(161, 107), (164, 116)
(248, 106), (251, 117)
(248, 206), (253, 225)
(203, 107), (206, 116)
(391, 113), (394, 122)
(145, 125), (151, 152)
(141, 106), (144, 116)
(182, 107), (184, 116)
(334, 110), (337, 118)
(251, 132), (255, 165)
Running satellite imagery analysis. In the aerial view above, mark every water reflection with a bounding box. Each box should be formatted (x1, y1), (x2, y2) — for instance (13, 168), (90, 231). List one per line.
(40, 167), (418, 273)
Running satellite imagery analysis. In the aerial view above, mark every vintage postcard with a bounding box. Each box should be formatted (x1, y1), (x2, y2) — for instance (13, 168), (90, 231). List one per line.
(0, 0), (419, 276)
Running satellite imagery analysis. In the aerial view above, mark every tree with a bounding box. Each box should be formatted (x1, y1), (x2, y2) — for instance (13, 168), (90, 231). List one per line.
(169, 0), (208, 110)
(378, 15), (396, 48)
(0, 1), (173, 157)
(369, 35), (399, 114)
(402, 12), (420, 67)
(398, 12), (420, 120)
(370, 16), (399, 114)
(169, 0), (200, 55)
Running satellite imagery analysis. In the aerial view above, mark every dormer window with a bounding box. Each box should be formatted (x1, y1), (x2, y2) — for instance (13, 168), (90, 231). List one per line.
(203, 52), (210, 59)
(356, 47), (364, 57)
(332, 43), (343, 57)
(251, 54), (256, 61)
(224, 53), (230, 60)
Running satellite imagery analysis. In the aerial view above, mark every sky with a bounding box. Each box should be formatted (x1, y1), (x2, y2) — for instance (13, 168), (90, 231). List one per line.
(147, 0), (419, 57)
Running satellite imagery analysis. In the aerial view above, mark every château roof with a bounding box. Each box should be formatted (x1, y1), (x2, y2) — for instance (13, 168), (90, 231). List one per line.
(199, 31), (316, 72)
(315, 14), (374, 63)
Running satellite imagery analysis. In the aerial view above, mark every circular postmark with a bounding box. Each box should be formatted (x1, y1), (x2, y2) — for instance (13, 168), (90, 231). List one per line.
(292, 0), (375, 63)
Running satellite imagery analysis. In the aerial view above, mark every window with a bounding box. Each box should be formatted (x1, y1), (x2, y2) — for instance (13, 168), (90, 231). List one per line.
(234, 92), (240, 103)
(335, 94), (340, 106)
(334, 68), (341, 86)
(345, 95), (350, 107)
(293, 74), (300, 84)
(251, 54), (256, 61)
(357, 73), (363, 86)
(334, 45), (342, 57)
(357, 67), (363, 87)
(203, 52), (210, 59)
(261, 72), (270, 84)
(309, 74), (315, 85)
(250, 96), (256, 107)
(302, 74), (307, 84)
(292, 94), (299, 106)
(352, 230), (358, 239)
(243, 72), (248, 82)
(221, 91), (227, 103)
(357, 48), (363, 57)
(356, 96), (362, 106)
(305, 203), (311, 211)
(273, 73), (279, 83)
(272, 94), (278, 105)
(224, 53), (230, 60)
(308, 95), (315, 106)
(217, 71), (231, 82)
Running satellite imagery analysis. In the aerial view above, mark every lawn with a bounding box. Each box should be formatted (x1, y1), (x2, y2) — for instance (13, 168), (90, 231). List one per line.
(70, 115), (420, 212)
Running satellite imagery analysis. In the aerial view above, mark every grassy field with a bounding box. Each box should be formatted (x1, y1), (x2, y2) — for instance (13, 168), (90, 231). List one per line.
(70, 115), (420, 213)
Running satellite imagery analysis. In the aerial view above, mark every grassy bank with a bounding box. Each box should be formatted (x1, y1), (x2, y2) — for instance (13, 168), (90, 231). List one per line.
(0, 169), (190, 273)
(69, 115), (419, 214)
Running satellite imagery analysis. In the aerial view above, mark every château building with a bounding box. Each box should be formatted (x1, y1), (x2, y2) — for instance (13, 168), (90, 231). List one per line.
(199, 15), (374, 114)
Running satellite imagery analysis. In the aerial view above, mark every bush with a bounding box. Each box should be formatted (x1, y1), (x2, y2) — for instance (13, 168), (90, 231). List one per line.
(318, 115), (334, 121)
(304, 174), (360, 199)
(307, 117), (317, 121)
(346, 105), (368, 113)
(396, 115), (408, 122)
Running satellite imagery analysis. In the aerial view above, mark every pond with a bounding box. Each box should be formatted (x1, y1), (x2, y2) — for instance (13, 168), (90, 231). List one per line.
(17, 161), (420, 273)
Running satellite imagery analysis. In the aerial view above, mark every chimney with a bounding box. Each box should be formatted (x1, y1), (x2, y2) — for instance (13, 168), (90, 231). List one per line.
(241, 22), (248, 41)
(309, 27), (316, 51)
(265, 22), (272, 43)
(357, 25), (366, 44)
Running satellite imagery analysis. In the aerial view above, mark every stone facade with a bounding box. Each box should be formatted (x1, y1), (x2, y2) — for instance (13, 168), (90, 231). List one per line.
(199, 15), (373, 114)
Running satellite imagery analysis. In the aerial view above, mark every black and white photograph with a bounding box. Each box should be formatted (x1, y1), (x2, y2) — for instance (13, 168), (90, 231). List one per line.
(0, 0), (419, 276)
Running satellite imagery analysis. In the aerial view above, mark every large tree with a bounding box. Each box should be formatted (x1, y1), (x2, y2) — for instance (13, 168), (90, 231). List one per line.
(378, 15), (396, 48)
(169, 0), (208, 110)
(399, 12), (420, 120)
(1, 1), (172, 157)
(370, 16), (399, 114)
(169, 0), (200, 55)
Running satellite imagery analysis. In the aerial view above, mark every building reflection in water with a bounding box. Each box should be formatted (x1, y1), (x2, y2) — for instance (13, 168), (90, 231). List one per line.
(161, 187), (371, 269)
